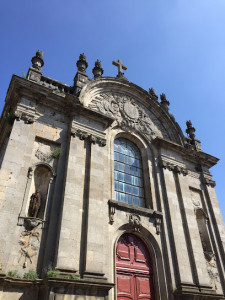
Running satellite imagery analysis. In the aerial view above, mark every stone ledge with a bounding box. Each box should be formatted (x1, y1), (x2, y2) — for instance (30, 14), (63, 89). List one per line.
(108, 199), (163, 234)
(108, 199), (162, 218)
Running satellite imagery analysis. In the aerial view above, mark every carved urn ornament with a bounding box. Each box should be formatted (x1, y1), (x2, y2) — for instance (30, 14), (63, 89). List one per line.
(92, 59), (104, 79)
(160, 93), (170, 111)
(76, 53), (88, 73)
(31, 50), (44, 70)
(186, 120), (196, 141)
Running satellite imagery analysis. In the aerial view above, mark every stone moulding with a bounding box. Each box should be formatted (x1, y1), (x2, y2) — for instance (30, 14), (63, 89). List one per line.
(174, 282), (224, 299)
(202, 174), (216, 187)
(17, 216), (47, 229)
(153, 137), (219, 169)
(108, 199), (163, 235)
(159, 157), (188, 176)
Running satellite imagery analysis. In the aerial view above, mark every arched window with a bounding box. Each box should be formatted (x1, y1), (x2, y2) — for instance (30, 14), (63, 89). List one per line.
(114, 138), (145, 207)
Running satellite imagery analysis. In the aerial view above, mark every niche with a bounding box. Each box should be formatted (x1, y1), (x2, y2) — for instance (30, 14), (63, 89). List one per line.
(196, 208), (213, 259)
(27, 165), (52, 220)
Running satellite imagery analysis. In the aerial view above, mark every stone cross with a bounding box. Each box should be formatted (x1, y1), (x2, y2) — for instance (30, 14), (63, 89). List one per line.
(112, 59), (127, 77)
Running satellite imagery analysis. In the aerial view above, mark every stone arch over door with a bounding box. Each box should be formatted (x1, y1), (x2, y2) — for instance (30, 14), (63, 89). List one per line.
(116, 232), (155, 300)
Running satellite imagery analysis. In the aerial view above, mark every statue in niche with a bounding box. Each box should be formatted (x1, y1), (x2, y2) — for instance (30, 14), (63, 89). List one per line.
(199, 231), (207, 252)
(28, 190), (41, 218)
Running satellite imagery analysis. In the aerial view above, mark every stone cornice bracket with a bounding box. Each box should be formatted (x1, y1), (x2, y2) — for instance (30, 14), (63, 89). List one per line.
(109, 205), (115, 224)
(14, 111), (35, 124)
(71, 129), (106, 147)
(153, 211), (163, 235)
(202, 173), (216, 187)
(159, 158), (188, 176)
(90, 135), (106, 147)
(71, 128), (89, 140)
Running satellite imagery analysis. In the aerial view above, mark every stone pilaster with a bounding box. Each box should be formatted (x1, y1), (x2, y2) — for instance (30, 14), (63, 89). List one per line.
(83, 138), (107, 279)
(0, 117), (35, 271)
(56, 130), (86, 272)
(160, 166), (194, 285)
(177, 173), (211, 287)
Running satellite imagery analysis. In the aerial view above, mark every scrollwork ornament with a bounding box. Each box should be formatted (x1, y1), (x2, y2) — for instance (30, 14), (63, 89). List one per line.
(89, 93), (159, 139)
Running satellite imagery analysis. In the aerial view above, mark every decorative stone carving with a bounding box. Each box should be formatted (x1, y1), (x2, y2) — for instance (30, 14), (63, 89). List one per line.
(109, 205), (115, 224)
(35, 148), (53, 163)
(112, 59), (127, 78)
(71, 128), (89, 140)
(18, 227), (41, 268)
(148, 88), (158, 102)
(159, 158), (188, 176)
(129, 214), (141, 232)
(31, 50), (44, 71)
(160, 93), (170, 111)
(92, 59), (104, 79)
(203, 176), (216, 188)
(154, 214), (162, 235)
(14, 111), (35, 124)
(206, 254), (220, 290)
(89, 93), (161, 139)
(71, 128), (106, 147)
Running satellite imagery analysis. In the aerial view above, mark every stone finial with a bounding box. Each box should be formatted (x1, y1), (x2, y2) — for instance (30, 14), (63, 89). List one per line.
(149, 88), (158, 101)
(76, 53), (88, 73)
(31, 50), (44, 70)
(92, 59), (104, 79)
(186, 120), (196, 140)
(160, 93), (170, 111)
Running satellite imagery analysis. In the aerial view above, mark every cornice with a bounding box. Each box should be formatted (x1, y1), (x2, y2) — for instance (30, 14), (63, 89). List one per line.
(153, 137), (219, 168)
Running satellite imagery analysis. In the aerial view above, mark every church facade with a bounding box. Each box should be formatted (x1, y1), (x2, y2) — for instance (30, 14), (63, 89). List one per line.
(0, 51), (224, 300)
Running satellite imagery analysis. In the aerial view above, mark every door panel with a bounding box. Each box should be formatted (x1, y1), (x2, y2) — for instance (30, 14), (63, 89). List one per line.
(117, 273), (134, 300)
(116, 233), (154, 300)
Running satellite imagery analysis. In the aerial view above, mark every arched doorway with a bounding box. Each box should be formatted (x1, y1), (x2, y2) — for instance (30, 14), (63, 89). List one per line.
(116, 233), (155, 300)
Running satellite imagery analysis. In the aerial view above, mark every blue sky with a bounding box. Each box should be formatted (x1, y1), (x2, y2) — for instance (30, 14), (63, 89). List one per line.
(0, 0), (225, 219)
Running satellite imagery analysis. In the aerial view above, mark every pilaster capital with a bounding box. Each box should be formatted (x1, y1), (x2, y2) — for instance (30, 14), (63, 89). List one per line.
(202, 173), (216, 187)
(159, 157), (188, 176)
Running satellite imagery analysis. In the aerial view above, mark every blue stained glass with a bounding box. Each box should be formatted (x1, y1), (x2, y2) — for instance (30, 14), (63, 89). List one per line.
(120, 193), (126, 203)
(115, 181), (118, 190)
(114, 138), (145, 207)
(119, 163), (124, 172)
(119, 172), (124, 182)
(126, 184), (132, 194)
(119, 153), (124, 162)
(119, 182), (125, 192)
(125, 165), (130, 174)
(125, 174), (131, 184)
(133, 186), (139, 196)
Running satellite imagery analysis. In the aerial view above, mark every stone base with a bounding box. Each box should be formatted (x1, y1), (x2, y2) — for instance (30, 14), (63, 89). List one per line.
(174, 282), (225, 299)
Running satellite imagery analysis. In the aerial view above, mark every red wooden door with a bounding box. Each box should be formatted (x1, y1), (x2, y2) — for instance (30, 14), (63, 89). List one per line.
(116, 233), (154, 300)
